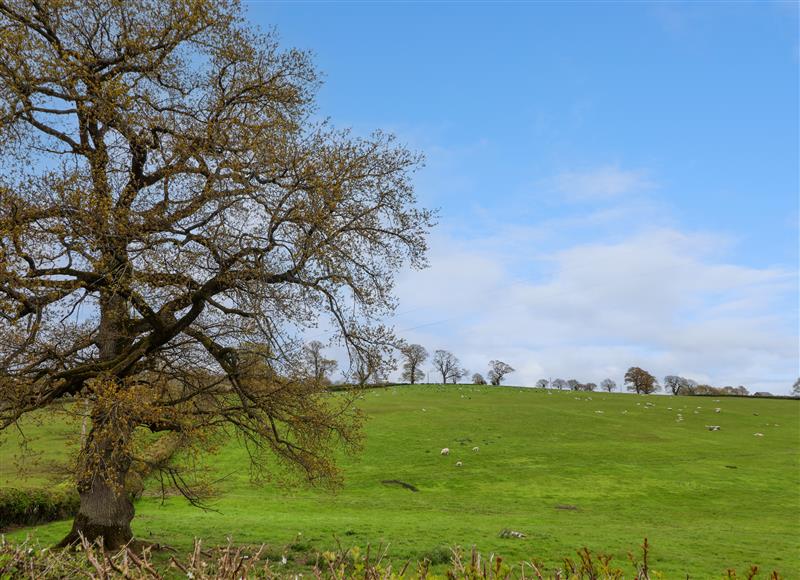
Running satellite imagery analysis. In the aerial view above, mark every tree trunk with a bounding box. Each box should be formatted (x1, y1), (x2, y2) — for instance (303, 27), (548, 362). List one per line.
(59, 288), (136, 550)
(57, 433), (135, 549)
(57, 468), (135, 549)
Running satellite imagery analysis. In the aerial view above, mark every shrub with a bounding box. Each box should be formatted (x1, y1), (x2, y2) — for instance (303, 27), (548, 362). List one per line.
(0, 486), (79, 529)
(0, 433), (183, 529)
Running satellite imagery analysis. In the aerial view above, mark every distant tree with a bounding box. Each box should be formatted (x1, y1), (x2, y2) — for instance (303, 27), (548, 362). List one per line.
(691, 384), (716, 395)
(663, 375), (695, 396)
(353, 357), (375, 386)
(451, 368), (469, 384)
(303, 341), (338, 384)
(552, 378), (567, 390)
(792, 378), (800, 396)
(488, 360), (515, 386)
(600, 379), (616, 392)
(682, 381), (699, 395)
(352, 348), (393, 386)
(567, 379), (582, 391)
(583, 382), (597, 392)
(400, 344), (428, 384)
(624, 367), (659, 395)
(734, 385), (749, 396)
(472, 373), (487, 385)
(432, 350), (464, 384)
(536, 379), (549, 389)
(663, 375), (681, 395)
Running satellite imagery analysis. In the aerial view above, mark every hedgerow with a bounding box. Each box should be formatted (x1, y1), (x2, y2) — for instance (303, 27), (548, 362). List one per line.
(0, 536), (783, 579)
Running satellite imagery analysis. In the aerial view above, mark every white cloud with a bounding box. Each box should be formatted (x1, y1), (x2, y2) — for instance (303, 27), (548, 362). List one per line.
(389, 227), (798, 394)
(550, 165), (655, 201)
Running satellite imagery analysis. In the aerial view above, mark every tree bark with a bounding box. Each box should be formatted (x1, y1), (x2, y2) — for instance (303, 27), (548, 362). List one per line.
(57, 437), (135, 549)
(57, 469), (135, 549)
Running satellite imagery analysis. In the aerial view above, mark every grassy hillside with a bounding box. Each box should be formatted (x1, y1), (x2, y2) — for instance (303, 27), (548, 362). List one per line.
(2, 385), (798, 577)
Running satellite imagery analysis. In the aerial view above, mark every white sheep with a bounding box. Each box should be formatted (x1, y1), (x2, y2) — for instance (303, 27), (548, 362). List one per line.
(472, 446), (479, 452)
(455, 461), (463, 467)
(753, 433), (764, 437)
(440, 447), (450, 455)
(714, 408), (721, 413)
(706, 425), (721, 431)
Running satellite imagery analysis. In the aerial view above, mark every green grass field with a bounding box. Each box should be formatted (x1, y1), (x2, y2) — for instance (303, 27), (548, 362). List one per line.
(2, 385), (799, 577)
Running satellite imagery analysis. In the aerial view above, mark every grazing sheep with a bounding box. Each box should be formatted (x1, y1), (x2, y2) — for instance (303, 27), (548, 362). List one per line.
(440, 448), (450, 456)
(595, 410), (604, 414)
(472, 446), (479, 452)
(714, 408), (721, 413)
(499, 529), (526, 539)
(455, 461), (463, 467)
(753, 433), (764, 437)
(706, 425), (721, 431)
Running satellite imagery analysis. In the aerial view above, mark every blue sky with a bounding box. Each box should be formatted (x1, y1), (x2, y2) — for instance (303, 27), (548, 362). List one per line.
(246, 1), (799, 393)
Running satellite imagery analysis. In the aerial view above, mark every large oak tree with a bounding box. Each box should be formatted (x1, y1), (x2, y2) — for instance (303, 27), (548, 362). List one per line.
(0, 0), (432, 548)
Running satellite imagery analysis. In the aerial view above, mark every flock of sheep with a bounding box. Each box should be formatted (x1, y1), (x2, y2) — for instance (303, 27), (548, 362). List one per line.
(429, 392), (775, 468)
(439, 446), (479, 467)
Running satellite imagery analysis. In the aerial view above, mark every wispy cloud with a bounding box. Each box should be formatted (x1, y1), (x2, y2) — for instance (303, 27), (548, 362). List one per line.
(549, 165), (655, 202)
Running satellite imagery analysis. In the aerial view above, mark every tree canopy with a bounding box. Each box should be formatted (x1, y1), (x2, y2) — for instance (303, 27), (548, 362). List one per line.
(487, 360), (514, 386)
(431, 350), (465, 384)
(624, 367), (659, 395)
(0, 0), (432, 548)
(400, 343), (427, 384)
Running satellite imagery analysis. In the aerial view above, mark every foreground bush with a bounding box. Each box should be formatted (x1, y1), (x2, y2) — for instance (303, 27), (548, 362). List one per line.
(0, 536), (784, 579)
